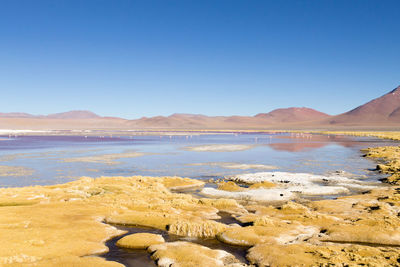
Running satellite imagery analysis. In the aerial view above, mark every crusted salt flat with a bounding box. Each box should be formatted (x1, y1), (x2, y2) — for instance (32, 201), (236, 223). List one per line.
(201, 187), (294, 202)
(200, 171), (380, 201)
(227, 172), (378, 191)
(288, 185), (349, 195)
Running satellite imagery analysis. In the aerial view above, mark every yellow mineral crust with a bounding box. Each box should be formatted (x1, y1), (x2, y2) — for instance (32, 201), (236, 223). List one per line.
(217, 224), (318, 246)
(198, 198), (248, 215)
(316, 131), (400, 141)
(0, 175), (244, 266)
(148, 241), (243, 267)
(248, 181), (276, 189)
(116, 233), (165, 249)
(106, 211), (228, 238)
(216, 180), (277, 194)
(364, 145), (400, 184)
(168, 219), (228, 238)
(221, 186), (400, 264)
(217, 181), (244, 192)
(236, 201), (340, 229)
(159, 176), (205, 190)
(19, 256), (125, 267)
(247, 243), (400, 267)
(0, 201), (124, 266)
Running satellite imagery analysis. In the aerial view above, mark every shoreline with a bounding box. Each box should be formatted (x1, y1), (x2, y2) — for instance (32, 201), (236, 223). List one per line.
(1, 129), (400, 138)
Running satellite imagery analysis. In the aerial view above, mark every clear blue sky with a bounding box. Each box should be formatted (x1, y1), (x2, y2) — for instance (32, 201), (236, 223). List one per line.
(0, 0), (399, 119)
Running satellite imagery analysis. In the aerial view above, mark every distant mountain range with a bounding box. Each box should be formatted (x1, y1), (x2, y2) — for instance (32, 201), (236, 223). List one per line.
(1, 85), (399, 130)
(0, 110), (101, 119)
(127, 107), (330, 129)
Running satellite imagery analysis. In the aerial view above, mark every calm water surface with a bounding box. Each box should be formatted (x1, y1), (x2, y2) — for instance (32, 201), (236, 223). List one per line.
(0, 133), (396, 187)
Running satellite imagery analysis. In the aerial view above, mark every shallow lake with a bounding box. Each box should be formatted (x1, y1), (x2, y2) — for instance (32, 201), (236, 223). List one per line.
(0, 132), (395, 188)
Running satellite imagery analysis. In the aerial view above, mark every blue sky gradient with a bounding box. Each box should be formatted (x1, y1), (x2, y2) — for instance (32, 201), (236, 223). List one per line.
(0, 0), (399, 118)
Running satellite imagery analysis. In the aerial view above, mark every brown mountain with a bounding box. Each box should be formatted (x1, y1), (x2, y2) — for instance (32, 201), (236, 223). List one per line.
(128, 108), (331, 129)
(0, 110), (102, 119)
(131, 114), (223, 129)
(0, 110), (127, 130)
(46, 110), (101, 119)
(255, 107), (331, 123)
(0, 110), (102, 120)
(0, 112), (36, 118)
(327, 85), (400, 125)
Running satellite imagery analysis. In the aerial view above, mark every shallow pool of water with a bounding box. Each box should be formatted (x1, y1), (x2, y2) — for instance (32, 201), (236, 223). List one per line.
(102, 223), (250, 267)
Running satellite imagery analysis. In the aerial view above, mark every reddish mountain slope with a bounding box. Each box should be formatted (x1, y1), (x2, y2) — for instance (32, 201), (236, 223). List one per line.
(255, 107), (331, 123)
(327, 86), (400, 124)
(389, 107), (400, 120)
